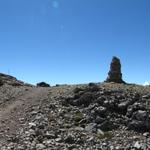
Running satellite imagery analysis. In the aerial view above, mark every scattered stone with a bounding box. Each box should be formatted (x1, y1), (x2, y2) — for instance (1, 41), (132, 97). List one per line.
(55, 138), (62, 143)
(143, 132), (149, 137)
(36, 143), (46, 150)
(73, 92), (94, 106)
(85, 123), (97, 133)
(1, 82), (150, 149)
(134, 141), (141, 149)
(29, 122), (36, 129)
(142, 94), (150, 99)
(64, 134), (75, 144)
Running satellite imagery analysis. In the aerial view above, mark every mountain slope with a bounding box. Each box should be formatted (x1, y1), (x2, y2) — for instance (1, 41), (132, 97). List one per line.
(0, 81), (150, 149)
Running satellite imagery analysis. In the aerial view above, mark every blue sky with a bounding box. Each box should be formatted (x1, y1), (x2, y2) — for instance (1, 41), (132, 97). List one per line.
(0, 0), (150, 85)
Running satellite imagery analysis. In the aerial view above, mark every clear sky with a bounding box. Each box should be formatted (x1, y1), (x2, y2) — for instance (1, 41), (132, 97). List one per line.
(0, 0), (150, 85)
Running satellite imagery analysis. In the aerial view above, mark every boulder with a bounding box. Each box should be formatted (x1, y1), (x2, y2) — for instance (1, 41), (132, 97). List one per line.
(37, 82), (50, 87)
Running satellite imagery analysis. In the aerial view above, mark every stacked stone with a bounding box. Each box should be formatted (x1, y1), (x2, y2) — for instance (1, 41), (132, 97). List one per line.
(106, 56), (125, 83)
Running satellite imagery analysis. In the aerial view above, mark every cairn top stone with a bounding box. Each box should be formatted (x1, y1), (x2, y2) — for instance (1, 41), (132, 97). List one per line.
(105, 56), (125, 83)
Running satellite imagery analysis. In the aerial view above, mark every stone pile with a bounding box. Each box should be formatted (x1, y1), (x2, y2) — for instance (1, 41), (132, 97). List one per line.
(106, 56), (125, 83)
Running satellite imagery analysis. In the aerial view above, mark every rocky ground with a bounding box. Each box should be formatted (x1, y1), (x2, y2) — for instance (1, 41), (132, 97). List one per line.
(0, 78), (150, 149)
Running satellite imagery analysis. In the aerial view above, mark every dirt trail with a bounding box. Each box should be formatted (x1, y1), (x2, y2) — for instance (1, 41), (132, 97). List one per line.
(0, 87), (50, 145)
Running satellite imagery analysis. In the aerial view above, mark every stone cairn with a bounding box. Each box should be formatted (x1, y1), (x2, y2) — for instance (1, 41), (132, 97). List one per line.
(105, 56), (125, 83)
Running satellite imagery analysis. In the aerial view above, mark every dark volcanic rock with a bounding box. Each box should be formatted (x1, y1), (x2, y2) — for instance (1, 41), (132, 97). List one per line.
(105, 56), (125, 83)
(128, 110), (150, 131)
(37, 82), (50, 87)
(72, 92), (94, 106)
(0, 79), (4, 86)
(0, 73), (25, 86)
(67, 84), (150, 133)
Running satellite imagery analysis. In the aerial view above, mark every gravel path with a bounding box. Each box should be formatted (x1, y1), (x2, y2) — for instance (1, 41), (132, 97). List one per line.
(0, 86), (50, 146)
